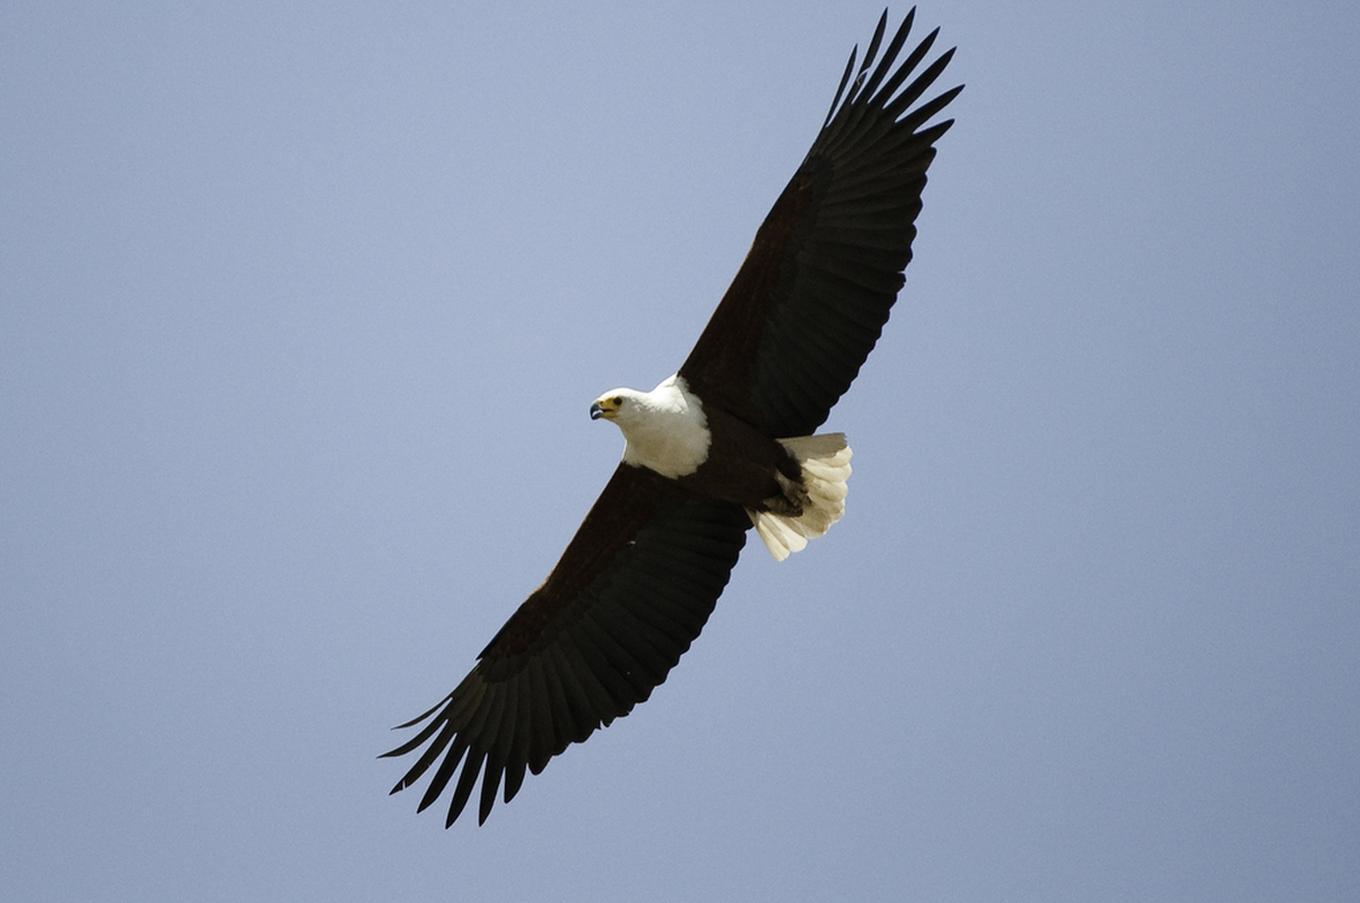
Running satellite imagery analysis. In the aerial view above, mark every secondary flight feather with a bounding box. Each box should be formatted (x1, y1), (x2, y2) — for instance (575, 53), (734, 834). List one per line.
(384, 8), (962, 827)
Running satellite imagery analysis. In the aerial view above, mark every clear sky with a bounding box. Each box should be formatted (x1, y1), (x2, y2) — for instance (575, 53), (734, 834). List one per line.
(3, 2), (1358, 901)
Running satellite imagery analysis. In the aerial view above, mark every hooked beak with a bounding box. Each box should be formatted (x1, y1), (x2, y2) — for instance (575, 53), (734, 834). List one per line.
(591, 397), (621, 421)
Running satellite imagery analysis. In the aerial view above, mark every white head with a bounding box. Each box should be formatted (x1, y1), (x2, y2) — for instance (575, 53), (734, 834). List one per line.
(588, 376), (711, 478)
(589, 387), (647, 426)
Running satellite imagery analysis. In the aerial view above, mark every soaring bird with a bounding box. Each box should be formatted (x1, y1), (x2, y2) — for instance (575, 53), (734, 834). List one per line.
(384, 8), (961, 827)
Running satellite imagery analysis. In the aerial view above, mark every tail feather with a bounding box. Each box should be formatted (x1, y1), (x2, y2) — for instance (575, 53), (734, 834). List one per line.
(752, 514), (810, 560)
(746, 432), (852, 562)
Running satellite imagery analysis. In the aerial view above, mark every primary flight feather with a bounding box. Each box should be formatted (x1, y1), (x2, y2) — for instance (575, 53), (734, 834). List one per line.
(384, 8), (962, 827)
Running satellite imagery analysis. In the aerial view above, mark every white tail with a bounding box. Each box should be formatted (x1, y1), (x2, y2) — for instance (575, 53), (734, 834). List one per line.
(746, 433), (852, 561)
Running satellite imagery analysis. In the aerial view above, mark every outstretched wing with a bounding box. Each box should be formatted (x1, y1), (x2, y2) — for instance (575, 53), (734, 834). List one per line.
(383, 464), (749, 826)
(679, 9), (962, 437)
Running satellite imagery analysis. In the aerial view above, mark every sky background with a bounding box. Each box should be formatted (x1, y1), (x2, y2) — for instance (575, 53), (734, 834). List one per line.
(4, 1), (1358, 900)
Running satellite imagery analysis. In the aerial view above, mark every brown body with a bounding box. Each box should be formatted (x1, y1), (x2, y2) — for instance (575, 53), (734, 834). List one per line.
(677, 406), (802, 512)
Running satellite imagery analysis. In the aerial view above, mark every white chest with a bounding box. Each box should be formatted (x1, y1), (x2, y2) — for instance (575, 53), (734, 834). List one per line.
(617, 376), (711, 479)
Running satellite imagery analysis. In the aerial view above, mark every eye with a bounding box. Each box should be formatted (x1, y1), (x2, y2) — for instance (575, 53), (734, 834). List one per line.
(612, 396), (623, 406)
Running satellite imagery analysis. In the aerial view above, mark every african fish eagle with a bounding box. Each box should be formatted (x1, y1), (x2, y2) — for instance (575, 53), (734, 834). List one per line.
(384, 8), (962, 827)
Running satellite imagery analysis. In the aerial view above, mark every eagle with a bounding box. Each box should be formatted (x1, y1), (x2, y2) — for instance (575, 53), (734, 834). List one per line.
(384, 8), (961, 827)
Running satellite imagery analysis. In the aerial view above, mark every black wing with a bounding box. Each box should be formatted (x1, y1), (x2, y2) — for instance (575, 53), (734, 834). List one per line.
(679, 9), (962, 437)
(383, 464), (749, 826)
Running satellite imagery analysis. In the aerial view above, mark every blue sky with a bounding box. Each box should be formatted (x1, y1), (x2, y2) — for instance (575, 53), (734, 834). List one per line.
(3, 2), (1358, 900)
